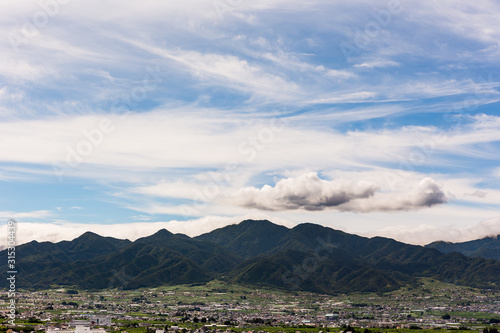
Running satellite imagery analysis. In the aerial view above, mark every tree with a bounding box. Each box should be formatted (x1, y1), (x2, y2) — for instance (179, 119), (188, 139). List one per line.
(442, 314), (451, 320)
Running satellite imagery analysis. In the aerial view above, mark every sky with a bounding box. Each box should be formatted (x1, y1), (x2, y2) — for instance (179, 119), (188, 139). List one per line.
(1, 0), (500, 247)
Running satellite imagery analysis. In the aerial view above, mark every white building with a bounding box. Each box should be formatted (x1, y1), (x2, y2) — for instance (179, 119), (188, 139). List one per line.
(70, 321), (91, 327)
(47, 325), (107, 333)
(90, 315), (112, 326)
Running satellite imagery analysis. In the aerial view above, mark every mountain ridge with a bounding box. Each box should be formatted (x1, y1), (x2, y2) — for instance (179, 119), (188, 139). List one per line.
(2, 220), (499, 292)
(426, 235), (500, 261)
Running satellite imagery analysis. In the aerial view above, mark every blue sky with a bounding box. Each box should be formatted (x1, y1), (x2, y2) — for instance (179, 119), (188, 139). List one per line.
(1, 0), (500, 246)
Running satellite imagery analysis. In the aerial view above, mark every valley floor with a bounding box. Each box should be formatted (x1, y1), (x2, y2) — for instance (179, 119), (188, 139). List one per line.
(1, 279), (499, 333)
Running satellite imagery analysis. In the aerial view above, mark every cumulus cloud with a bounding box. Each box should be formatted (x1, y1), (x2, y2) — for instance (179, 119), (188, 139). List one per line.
(233, 172), (379, 211)
(232, 174), (447, 212)
(407, 177), (448, 207)
(340, 177), (448, 213)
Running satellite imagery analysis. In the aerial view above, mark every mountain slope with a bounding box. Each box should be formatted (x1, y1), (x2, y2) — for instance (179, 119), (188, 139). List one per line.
(195, 219), (289, 259)
(426, 235), (500, 261)
(11, 232), (131, 269)
(197, 221), (500, 290)
(229, 248), (404, 294)
(10, 241), (212, 290)
(136, 229), (242, 273)
(1, 220), (499, 292)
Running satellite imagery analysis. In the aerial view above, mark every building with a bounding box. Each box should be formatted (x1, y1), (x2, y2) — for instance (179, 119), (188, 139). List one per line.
(325, 314), (339, 321)
(70, 321), (91, 327)
(47, 325), (107, 333)
(90, 315), (112, 326)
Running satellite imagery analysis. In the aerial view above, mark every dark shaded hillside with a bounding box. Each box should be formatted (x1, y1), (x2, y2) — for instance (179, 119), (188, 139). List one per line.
(196, 222), (500, 290)
(427, 235), (500, 261)
(196, 219), (289, 259)
(1, 220), (499, 292)
(17, 232), (131, 264)
(136, 229), (242, 273)
(229, 248), (405, 294)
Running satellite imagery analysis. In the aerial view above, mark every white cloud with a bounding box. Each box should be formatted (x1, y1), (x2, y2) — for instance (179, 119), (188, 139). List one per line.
(131, 215), (152, 221)
(122, 39), (301, 102)
(408, 0), (500, 46)
(1, 112), (499, 187)
(232, 173), (447, 212)
(0, 210), (52, 219)
(134, 180), (205, 200)
(0, 59), (55, 83)
(1, 0), (500, 247)
(372, 217), (500, 245)
(353, 60), (399, 69)
(339, 177), (447, 212)
(465, 190), (487, 199)
(306, 91), (377, 104)
(233, 172), (378, 211)
(325, 69), (357, 79)
(259, 52), (356, 79)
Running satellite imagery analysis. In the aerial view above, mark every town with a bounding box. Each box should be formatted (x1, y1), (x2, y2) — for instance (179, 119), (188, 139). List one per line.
(1, 279), (499, 333)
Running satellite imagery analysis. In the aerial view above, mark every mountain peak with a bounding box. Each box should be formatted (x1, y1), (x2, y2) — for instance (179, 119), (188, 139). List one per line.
(67, 231), (107, 244)
(155, 228), (173, 236)
(196, 219), (289, 259)
(136, 228), (174, 243)
(290, 222), (347, 236)
(239, 219), (274, 225)
(78, 231), (102, 239)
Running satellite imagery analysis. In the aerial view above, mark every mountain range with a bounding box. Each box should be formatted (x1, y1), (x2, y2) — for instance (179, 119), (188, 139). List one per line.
(426, 235), (500, 261)
(2, 220), (499, 293)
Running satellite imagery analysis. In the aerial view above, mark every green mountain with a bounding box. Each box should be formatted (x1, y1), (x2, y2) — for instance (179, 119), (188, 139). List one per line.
(229, 248), (404, 294)
(1, 220), (499, 292)
(215, 222), (500, 291)
(426, 235), (500, 261)
(12, 232), (131, 266)
(135, 229), (242, 274)
(195, 219), (289, 259)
